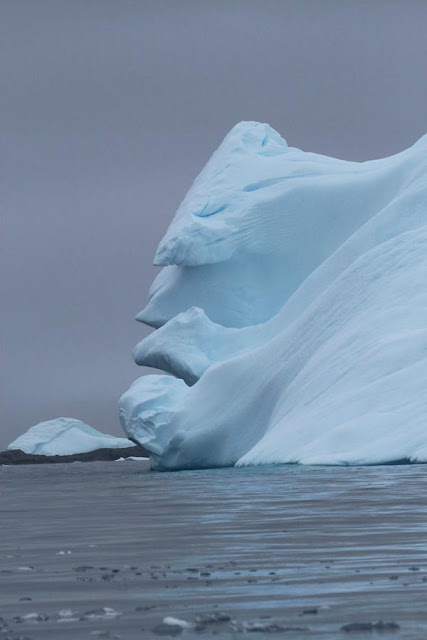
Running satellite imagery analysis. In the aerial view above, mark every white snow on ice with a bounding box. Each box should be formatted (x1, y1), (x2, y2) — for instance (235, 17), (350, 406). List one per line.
(8, 417), (132, 456)
(120, 121), (427, 470)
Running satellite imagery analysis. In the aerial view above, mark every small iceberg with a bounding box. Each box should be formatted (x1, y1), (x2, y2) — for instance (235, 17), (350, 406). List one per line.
(7, 417), (133, 456)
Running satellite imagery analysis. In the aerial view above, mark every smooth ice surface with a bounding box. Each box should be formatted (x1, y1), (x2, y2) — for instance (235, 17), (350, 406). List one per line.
(120, 121), (427, 470)
(8, 418), (132, 456)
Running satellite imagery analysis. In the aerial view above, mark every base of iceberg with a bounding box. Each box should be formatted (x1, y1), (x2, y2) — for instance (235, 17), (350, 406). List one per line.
(120, 121), (427, 471)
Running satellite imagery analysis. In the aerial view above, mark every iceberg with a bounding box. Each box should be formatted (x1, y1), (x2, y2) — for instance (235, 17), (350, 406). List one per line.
(8, 418), (133, 456)
(120, 121), (427, 470)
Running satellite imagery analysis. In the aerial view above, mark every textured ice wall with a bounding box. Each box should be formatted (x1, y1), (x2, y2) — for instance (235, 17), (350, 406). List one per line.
(120, 121), (427, 470)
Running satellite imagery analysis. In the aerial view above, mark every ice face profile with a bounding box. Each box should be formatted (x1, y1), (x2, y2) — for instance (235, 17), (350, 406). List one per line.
(120, 121), (427, 471)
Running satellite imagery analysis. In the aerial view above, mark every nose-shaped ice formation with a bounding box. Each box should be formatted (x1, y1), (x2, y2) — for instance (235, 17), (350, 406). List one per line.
(120, 121), (427, 470)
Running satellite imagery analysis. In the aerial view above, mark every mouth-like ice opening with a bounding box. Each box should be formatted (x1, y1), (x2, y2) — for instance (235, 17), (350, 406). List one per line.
(119, 121), (427, 471)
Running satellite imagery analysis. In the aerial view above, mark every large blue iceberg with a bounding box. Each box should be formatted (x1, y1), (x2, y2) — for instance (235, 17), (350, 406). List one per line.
(120, 121), (427, 470)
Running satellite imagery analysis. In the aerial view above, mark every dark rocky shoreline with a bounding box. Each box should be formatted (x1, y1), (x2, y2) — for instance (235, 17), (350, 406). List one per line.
(0, 445), (148, 465)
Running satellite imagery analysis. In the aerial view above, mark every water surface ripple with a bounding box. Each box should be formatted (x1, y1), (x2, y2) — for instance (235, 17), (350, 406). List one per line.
(1, 463), (427, 638)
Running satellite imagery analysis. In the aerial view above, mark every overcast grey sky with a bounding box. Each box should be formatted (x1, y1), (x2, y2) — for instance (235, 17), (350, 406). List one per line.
(1, 0), (426, 448)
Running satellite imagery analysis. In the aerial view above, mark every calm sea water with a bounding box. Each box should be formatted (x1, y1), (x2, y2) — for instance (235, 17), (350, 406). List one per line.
(1, 462), (427, 638)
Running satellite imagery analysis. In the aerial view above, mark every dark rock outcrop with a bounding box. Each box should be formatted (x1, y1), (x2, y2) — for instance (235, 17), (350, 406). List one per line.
(0, 445), (148, 465)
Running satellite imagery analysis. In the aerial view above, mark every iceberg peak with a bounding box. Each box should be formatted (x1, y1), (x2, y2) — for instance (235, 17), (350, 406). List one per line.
(215, 120), (288, 155)
(153, 121), (288, 269)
